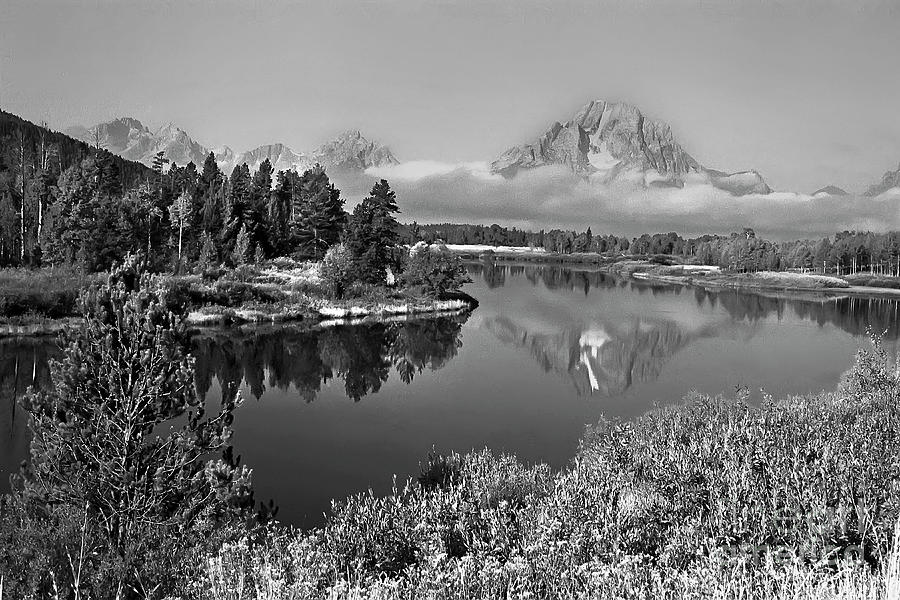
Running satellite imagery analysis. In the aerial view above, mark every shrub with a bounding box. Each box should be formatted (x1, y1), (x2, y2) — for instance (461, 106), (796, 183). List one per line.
(401, 241), (471, 297)
(320, 243), (355, 299)
(198, 338), (900, 599)
(12, 254), (255, 597)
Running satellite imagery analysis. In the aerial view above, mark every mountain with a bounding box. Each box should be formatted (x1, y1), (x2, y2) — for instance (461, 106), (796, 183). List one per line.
(3, 110), (151, 186)
(69, 118), (398, 175)
(221, 143), (311, 175)
(490, 100), (771, 196)
(812, 185), (849, 197)
(310, 130), (399, 171)
(864, 162), (900, 197)
(66, 118), (209, 167)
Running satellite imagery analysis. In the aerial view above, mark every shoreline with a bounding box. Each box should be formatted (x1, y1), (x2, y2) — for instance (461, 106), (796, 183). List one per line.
(450, 246), (900, 300)
(0, 295), (478, 339)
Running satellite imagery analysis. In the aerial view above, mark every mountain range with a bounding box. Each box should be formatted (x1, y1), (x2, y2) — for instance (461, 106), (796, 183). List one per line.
(65, 119), (399, 175)
(63, 100), (900, 198)
(490, 100), (771, 196)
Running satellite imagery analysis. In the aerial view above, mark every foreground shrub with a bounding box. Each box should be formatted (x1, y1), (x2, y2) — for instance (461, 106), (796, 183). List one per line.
(401, 241), (470, 297)
(5, 254), (255, 598)
(200, 339), (900, 599)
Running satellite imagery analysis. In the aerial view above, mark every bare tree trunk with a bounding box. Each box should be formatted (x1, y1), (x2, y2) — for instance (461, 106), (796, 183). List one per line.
(16, 130), (27, 263)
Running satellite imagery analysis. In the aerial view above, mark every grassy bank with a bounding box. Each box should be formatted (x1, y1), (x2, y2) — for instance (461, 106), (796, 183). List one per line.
(198, 339), (900, 599)
(0, 268), (99, 335)
(0, 258), (476, 336)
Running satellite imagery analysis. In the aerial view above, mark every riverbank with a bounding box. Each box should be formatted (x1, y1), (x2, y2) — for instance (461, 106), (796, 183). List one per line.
(201, 342), (900, 599)
(446, 244), (900, 299)
(606, 259), (900, 299)
(0, 259), (478, 338)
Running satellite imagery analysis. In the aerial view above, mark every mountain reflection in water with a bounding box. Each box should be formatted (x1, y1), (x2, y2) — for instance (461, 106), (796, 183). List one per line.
(471, 261), (900, 395)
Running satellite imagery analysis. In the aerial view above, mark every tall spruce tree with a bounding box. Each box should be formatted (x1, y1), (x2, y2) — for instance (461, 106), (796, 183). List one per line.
(293, 165), (345, 259)
(346, 178), (400, 284)
(223, 164), (252, 253)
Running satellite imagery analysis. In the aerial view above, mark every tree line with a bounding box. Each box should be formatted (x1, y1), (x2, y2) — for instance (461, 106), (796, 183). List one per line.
(409, 222), (900, 275)
(0, 116), (407, 280)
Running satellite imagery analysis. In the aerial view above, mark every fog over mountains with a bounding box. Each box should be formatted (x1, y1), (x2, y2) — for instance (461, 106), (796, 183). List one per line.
(62, 99), (900, 237)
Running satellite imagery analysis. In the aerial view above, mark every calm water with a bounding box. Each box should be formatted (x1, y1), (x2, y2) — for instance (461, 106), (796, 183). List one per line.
(2, 262), (900, 527)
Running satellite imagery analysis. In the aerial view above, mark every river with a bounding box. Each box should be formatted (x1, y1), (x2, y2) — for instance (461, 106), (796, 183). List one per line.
(2, 262), (898, 527)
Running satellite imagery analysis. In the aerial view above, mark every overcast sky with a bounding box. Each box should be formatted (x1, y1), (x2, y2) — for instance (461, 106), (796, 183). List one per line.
(2, 0), (899, 195)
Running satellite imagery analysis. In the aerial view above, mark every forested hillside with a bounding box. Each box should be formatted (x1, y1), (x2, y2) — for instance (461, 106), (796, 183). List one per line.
(0, 110), (152, 266)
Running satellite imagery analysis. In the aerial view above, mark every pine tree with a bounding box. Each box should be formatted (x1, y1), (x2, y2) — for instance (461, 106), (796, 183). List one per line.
(293, 165), (346, 259)
(346, 178), (400, 284)
(22, 255), (253, 594)
(199, 152), (224, 239)
(223, 164), (252, 253)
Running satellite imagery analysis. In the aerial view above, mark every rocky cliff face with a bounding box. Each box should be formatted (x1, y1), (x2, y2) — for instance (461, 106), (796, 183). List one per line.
(311, 130), (399, 170)
(864, 162), (900, 197)
(222, 143), (311, 175)
(491, 100), (771, 195)
(68, 119), (397, 174)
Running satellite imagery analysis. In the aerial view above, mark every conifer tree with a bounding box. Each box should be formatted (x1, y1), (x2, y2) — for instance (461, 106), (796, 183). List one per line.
(346, 178), (400, 284)
(22, 255), (253, 595)
(293, 165), (346, 259)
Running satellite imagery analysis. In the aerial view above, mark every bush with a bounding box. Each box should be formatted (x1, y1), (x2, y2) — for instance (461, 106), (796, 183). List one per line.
(401, 241), (470, 298)
(320, 244), (355, 299)
(198, 338), (900, 599)
(9, 255), (255, 598)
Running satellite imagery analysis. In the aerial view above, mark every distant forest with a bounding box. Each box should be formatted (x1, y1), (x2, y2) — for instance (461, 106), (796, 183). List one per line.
(405, 223), (900, 275)
(2, 110), (899, 276)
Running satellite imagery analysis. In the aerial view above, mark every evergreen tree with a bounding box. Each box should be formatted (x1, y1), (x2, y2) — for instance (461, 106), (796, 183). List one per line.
(293, 165), (346, 259)
(222, 164), (251, 253)
(346, 178), (400, 284)
(22, 256), (253, 595)
(199, 152), (224, 239)
(245, 159), (274, 253)
(269, 170), (299, 255)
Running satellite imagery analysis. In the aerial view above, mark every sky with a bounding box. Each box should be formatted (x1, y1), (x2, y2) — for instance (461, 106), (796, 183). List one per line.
(2, 0), (900, 235)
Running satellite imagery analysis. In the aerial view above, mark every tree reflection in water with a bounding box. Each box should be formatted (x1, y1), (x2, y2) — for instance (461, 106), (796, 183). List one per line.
(191, 313), (468, 403)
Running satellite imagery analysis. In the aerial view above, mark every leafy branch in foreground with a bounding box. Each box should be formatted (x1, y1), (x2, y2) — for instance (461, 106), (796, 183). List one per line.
(14, 253), (254, 598)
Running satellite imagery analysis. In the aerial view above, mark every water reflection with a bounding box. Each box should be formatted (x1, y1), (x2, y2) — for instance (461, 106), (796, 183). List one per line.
(3, 264), (900, 526)
(486, 315), (703, 396)
(473, 262), (900, 395)
(192, 314), (468, 403)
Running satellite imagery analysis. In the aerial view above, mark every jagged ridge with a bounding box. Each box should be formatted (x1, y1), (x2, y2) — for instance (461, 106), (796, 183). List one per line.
(491, 100), (771, 196)
(67, 119), (398, 174)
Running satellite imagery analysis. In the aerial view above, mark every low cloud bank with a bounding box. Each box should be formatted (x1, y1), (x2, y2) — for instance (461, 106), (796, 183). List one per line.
(327, 162), (900, 240)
